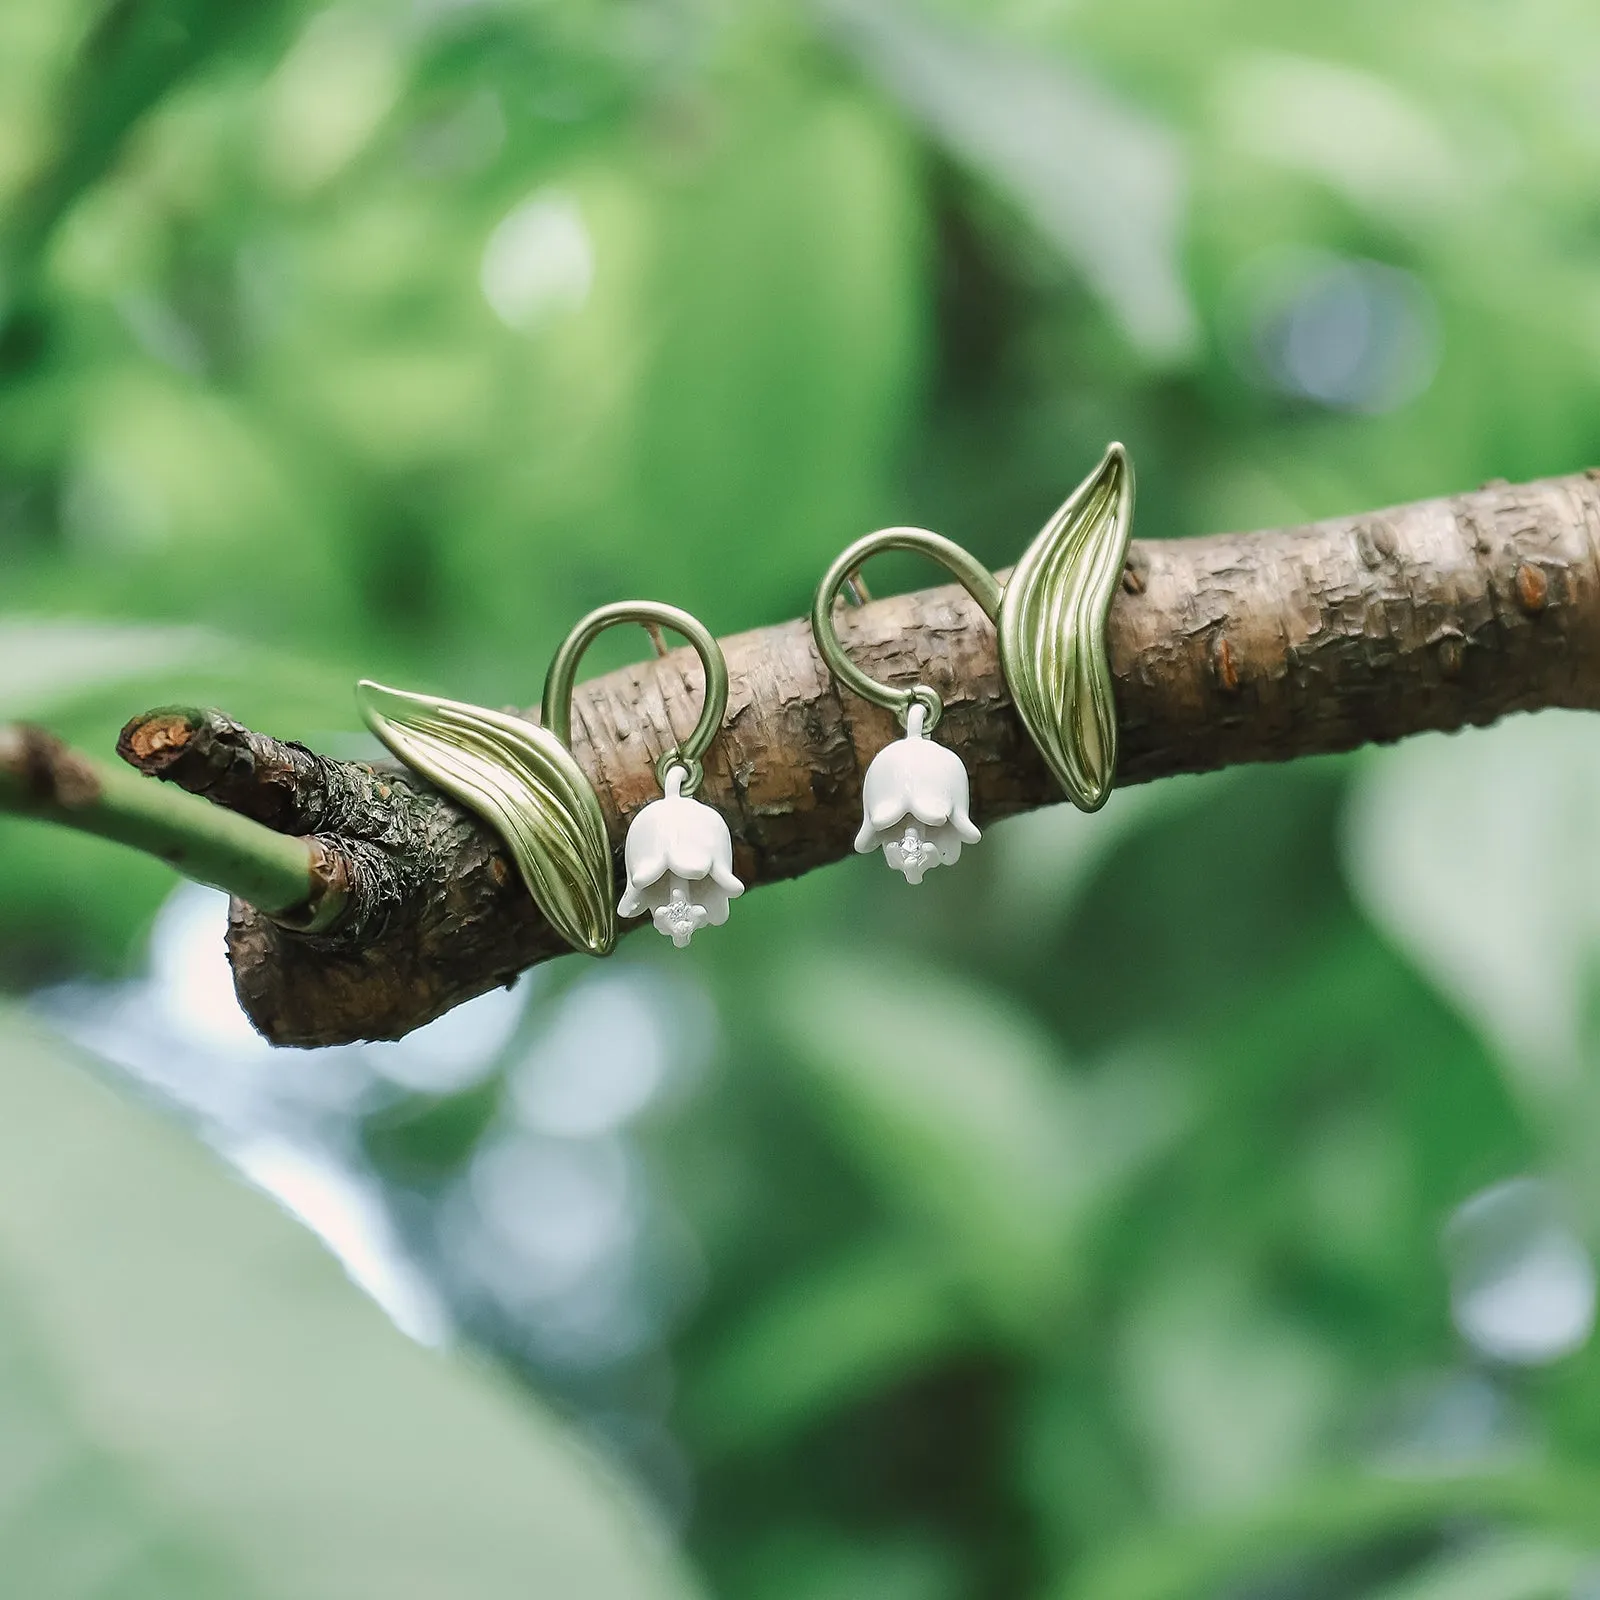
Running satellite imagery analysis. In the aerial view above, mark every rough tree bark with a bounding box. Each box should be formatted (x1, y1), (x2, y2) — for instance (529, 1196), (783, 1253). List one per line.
(108, 468), (1600, 1048)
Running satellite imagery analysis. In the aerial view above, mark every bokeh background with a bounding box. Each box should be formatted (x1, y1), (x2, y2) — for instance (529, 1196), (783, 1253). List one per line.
(6, 1), (1600, 1595)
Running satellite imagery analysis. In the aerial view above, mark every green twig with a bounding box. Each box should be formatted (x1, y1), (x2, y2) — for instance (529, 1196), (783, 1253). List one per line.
(0, 724), (344, 931)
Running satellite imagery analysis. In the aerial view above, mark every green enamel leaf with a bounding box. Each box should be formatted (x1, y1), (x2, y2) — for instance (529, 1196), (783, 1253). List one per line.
(998, 442), (1135, 813)
(357, 681), (616, 956)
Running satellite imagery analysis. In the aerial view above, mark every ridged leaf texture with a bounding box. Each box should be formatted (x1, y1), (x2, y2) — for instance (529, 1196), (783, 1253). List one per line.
(357, 682), (616, 955)
(997, 443), (1134, 812)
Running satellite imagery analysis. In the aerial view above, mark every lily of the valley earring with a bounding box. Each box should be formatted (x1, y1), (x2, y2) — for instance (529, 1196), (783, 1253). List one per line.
(812, 442), (1134, 885)
(547, 607), (745, 948)
(854, 696), (981, 883)
(357, 600), (741, 955)
(617, 760), (743, 946)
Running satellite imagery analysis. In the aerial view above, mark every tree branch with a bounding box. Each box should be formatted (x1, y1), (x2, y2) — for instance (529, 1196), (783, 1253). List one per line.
(102, 467), (1600, 1048)
(0, 725), (345, 930)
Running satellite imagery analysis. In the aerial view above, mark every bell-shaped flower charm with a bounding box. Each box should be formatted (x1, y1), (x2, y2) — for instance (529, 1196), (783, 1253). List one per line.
(618, 764), (745, 947)
(854, 703), (980, 884)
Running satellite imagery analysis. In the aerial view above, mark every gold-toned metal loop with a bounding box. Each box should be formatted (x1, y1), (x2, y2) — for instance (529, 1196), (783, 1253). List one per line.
(542, 601), (729, 797)
(811, 528), (1003, 731)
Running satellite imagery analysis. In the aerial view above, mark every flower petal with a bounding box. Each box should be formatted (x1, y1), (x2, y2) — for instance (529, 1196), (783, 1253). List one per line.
(905, 792), (955, 827)
(698, 884), (732, 925)
(658, 795), (735, 880)
(861, 741), (918, 826)
(855, 815), (887, 854)
(867, 795), (913, 831)
(619, 871), (678, 919)
(623, 821), (670, 893)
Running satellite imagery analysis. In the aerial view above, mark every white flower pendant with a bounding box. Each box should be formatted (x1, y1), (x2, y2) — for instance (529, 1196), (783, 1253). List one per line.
(853, 703), (980, 884)
(617, 765), (745, 947)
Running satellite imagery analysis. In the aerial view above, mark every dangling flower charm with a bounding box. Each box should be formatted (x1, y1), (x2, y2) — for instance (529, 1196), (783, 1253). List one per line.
(854, 702), (980, 884)
(618, 764), (745, 947)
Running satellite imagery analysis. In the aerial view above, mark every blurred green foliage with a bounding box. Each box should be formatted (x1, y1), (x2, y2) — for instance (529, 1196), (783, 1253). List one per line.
(0, 1008), (704, 1599)
(5, 1), (1600, 1597)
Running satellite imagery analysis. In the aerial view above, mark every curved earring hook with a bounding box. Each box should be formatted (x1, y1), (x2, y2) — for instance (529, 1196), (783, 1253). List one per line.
(543, 601), (729, 795)
(811, 529), (1003, 733)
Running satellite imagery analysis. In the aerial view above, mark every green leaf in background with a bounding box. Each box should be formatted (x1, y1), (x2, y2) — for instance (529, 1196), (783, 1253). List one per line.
(773, 953), (1189, 1340)
(683, 1233), (969, 1459)
(0, 1010), (706, 1600)
(824, 0), (1195, 362)
(735, 1528), (965, 1600)
(1343, 713), (1600, 1105)
(1052, 1471), (1600, 1600)
(984, 772), (1245, 946)
(0, 615), (346, 732)
(0, 618), (207, 721)
(1361, 1533), (1590, 1600)
(1113, 1261), (1347, 1518)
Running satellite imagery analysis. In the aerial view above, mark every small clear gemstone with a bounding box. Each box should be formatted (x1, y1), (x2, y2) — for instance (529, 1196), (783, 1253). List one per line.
(653, 885), (707, 948)
(886, 824), (940, 884)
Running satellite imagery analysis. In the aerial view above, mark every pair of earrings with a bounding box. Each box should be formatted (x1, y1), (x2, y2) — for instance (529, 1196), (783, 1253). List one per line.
(356, 441), (1133, 957)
